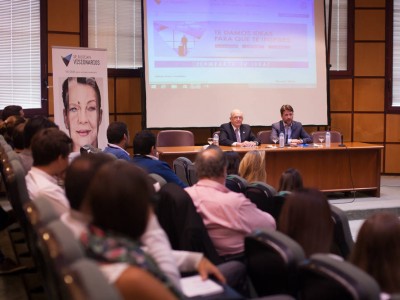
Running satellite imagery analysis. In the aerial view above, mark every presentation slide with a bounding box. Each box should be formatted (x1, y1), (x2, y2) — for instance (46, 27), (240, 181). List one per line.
(144, 0), (328, 128)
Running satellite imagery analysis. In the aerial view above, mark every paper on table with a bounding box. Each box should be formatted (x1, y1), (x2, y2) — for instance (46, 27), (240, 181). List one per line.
(180, 275), (224, 298)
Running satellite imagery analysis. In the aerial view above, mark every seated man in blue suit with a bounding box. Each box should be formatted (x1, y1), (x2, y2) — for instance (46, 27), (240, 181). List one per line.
(219, 109), (259, 147)
(132, 130), (187, 188)
(103, 121), (131, 161)
(271, 104), (312, 145)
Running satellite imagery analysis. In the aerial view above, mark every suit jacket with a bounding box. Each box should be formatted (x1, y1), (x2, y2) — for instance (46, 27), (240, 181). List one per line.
(219, 123), (259, 146)
(132, 155), (188, 188)
(271, 120), (312, 144)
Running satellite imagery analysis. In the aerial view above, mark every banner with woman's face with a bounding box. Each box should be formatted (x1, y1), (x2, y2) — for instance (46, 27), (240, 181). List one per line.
(52, 47), (109, 153)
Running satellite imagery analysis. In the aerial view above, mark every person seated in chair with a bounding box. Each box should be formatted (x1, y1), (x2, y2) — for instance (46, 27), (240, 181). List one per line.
(25, 128), (72, 214)
(132, 130), (187, 188)
(185, 146), (275, 258)
(103, 121), (131, 161)
(271, 104), (312, 145)
(219, 109), (259, 147)
(238, 150), (267, 183)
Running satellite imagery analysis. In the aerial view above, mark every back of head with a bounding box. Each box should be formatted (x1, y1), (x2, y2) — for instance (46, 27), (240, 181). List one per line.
(224, 151), (241, 175)
(278, 188), (333, 257)
(195, 146), (227, 180)
(133, 130), (155, 155)
(2, 105), (23, 121)
(12, 122), (26, 150)
(106, 121), (128, 144)
(24, 115), (58, 148)
(238, 150), (266, 182)
(278, 168), (303, 192)
(85, 160), (153, 240)
(350, 212), (400, 293)
(31, 128), (72, 166)
(65, 153), (116, 210)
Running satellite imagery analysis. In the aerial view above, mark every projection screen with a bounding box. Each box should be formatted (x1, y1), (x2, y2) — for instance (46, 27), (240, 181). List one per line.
(143, 0), (328, 128)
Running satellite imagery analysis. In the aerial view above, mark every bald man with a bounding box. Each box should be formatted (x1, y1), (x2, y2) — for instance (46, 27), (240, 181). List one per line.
(218, 109), (259, 147)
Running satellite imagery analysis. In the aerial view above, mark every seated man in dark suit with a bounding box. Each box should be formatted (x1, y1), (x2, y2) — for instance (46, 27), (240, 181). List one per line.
(103, 121), (131, 161)
(271, 104), (312, 145)
(219, 109), (259, 147)
(132, 130), (187, 188)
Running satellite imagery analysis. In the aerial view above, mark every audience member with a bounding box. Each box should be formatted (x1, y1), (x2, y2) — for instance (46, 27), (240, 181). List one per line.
(0, 115), (26, 146)
(12, 122), (26, 153)
(277, 168), (303, 195)
(103, 121), (131, 161)
(63, 155), (235, 294)
(278, 188), (333, 257)
(271, 104), (312, 145)
(132, 130), (187, 188)
(238, 150), (266, 183)
(1, 105), (24, 122)
(219, 109), (259, 147)
(224, 151), (241, 175)
(350, 212), (400, 296)
(185, 146), (275, 257)
(18, 116), (58, 174)
(25, 128), (72, 214)
(81, 160), (185, 299)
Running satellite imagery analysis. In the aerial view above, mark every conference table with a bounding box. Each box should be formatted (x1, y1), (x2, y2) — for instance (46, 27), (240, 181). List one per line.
(157, 142), (383, 197)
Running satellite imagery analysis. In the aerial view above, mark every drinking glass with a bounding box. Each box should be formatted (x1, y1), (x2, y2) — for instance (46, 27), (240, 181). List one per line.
(207, 138), (213, 145)
(272, 137), (278, 148)
(318, 136), (325, 146)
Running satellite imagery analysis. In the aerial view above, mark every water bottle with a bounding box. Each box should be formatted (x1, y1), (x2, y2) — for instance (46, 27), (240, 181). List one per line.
(325, 131), (331, 148)
(279, 132), (285, 148)
(213, 133), (219, 146)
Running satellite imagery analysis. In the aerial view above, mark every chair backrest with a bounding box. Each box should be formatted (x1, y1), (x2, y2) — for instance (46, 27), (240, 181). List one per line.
(24, 195), (61, 230)
(148, 173), (167, 190)
(63, 258), (122, 300)
(245, 181), (277, 214)
(156, 130), (194, 147)
(257, 130), (273, 144)
(311, 131), (341, 143)
(225, 174), (248, 194)
(186, 163), (198, 186)
(330, 205), (354, 259)
(172, 156), (192, 186)
(245, 228), (306, 297)
(298, 254), (381, 300)
(154, 183), (222, 264)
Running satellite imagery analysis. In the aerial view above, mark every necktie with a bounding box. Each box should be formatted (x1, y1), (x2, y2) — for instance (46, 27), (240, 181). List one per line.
(235, 128), (241, 143)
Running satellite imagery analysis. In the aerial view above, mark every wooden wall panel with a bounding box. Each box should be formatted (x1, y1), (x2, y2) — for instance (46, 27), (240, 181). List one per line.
(355, 10), (385, 41)
(385, 144), (400, 173)
(47, 34), (80, 73)
(116, 78), (141, 113)
(354, 43), (385, 76)
(354, 113), (384, 142)
(386, 114), (400, 143)
(48, 0), (80, 33)
(330, 79), (353, 111)
(354, 78), (384, 111)
(330, 113), (352, 142)
(355, 0), (385, 8)
(108, 78), (115, 115)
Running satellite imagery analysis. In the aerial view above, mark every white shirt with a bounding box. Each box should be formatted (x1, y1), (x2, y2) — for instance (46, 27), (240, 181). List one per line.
(25, 167), (70, 215)
(61, 211), (203, 291)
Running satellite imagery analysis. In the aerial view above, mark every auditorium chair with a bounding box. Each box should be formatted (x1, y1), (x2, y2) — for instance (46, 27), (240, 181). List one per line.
(225, 174), (248, 194)
(311, 130), (341, 143)
(330, 205), (354, 259)
(172, 156), (193, 186)
(156, 130), (194, 147)
(245, 228), (305, 297)
(154, 183), (222, 265)
(298, 254), (380, 300)
(245, 181), (277, 215)
(257, 130), (273, 144)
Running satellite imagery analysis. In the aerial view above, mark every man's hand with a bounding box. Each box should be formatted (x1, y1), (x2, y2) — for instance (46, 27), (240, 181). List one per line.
(197, 258), (226, 283)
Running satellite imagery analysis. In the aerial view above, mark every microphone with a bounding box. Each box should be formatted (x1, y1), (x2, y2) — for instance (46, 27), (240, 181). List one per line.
(338, 134), (346, 147)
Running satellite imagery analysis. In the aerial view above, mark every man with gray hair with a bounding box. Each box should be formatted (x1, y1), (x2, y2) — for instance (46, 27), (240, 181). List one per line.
(185, 146), (275, 257)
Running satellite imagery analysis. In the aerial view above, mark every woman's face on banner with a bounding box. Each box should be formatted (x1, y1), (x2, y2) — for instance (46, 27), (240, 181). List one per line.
(64, 81), (102, 152)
